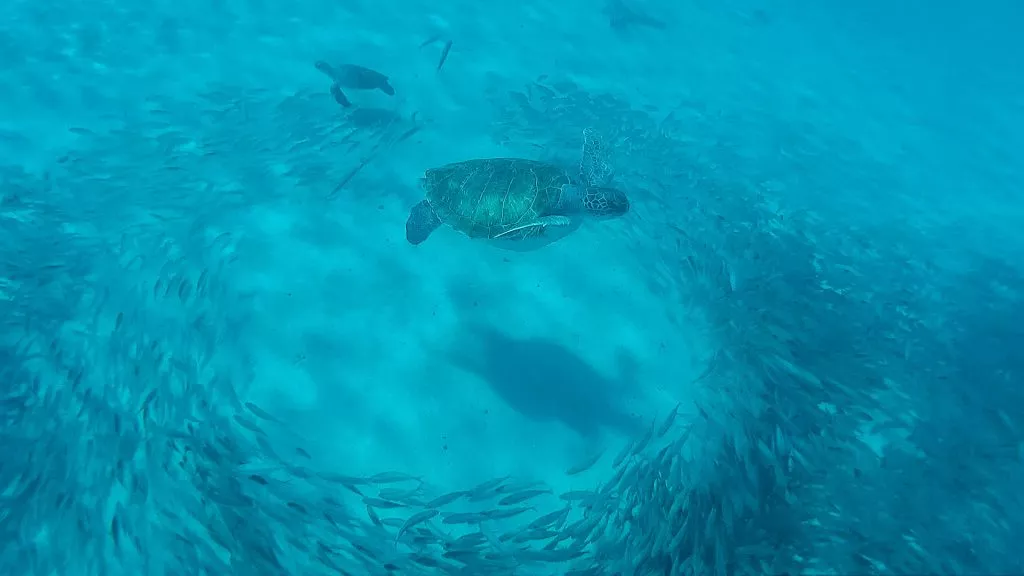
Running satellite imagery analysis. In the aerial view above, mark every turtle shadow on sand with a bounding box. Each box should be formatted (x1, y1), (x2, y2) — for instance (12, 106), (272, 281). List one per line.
(346, 107), (403, 129)
(448, 325), (642, 438)
(604, 0), (667, 32)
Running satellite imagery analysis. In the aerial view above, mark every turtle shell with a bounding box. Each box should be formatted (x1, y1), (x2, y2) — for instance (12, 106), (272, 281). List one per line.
(422, 158), (573, 240)
(335, 64), (390, 91)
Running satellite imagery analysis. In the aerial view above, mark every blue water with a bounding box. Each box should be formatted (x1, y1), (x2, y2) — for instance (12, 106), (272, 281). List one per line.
(2, 0), (1022, 574)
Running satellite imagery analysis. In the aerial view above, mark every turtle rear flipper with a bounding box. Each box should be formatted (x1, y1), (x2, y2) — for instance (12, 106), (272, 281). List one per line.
(406, 200), (443, 245)
(579, 127), (614, 187)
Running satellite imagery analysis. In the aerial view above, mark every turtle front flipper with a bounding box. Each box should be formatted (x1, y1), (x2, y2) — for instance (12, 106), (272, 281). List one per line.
(579, 127), (614, 187)
(315, 62), (353, 107)
(406, 200), (443, 245)
(330, 83), (352, 107)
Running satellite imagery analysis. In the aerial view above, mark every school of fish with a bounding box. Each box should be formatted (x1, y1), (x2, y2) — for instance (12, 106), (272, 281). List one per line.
(2, 4), (1022, 574)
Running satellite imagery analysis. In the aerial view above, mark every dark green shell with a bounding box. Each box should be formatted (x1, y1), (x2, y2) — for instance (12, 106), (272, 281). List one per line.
(421, 158), (573, 240)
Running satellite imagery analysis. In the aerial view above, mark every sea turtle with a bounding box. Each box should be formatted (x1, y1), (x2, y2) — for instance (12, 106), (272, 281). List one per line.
(314, 61), (395, 107)
(405, 129), (629, 250)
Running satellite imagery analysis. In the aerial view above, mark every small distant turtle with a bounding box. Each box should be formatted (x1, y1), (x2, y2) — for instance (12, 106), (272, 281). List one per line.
(314, 61), (395, 107)
(405, 129), (629, 250)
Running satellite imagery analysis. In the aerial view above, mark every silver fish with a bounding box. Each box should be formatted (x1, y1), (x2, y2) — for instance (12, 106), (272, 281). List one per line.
(424, 490), (468, 508)
(369, 471), (421, 484)
(657, 402), (681, 437)
(395, 509), (439, 544)
(498, 489), (549, 506)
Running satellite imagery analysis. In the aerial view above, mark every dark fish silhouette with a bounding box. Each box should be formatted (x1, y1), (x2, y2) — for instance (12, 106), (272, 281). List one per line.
(437, 40), (452, 71)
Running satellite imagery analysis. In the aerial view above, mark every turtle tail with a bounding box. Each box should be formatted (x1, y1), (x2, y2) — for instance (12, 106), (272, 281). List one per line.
(406, 200), (442, 245)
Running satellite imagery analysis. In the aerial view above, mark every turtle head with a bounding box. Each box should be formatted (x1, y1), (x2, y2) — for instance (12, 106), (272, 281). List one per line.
(314, 60), (337, 79)
(583, 186), (630, 219)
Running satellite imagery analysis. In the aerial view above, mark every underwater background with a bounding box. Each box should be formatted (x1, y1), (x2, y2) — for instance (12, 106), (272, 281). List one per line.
(1, 0), (1022, 573)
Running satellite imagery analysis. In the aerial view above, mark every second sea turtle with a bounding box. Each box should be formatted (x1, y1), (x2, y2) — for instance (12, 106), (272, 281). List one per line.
(314, 61), (395, 107)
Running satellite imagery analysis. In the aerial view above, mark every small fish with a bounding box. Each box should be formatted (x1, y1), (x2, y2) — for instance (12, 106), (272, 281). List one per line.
(365, 504), (383, 527)
(419, 34), (441, 47)
(330, 157), (369, 195)
(612, 439), (634, 468)
(110, 508), (122, 549)
(392, 125), (421, 145)
(138, 388), (157, 415)
(516, 547), (585, 562)
(244, 402), (282, 423)
(657, 402), (681, 437)
(496, 479), (545, 493)
(513, 528), (558, 543)
(437, 40), (453, 71)
(498, 489), (549, 506)
(233, 413), (263, 434)
(424, 490), (467, 508)
(528, 506), (570, 530)
(323, 510), (341, 528)
(378, 487), (419, 501)
(468, 476), (508, 501)
(177, 279), (191, 302)
(559, 490), (597, 503)
(369, 471), (421, 484)
(604, 461), (629, 491)
(442, 512), (488, 525)
(443, 548), (478, 561)
(566, 450), (604, 475)
(411, 554), (441, 568)
(395, 509), (439, 544)
(196, 269), (209, 294)
(483, 506), (533, 519)
(320, 472), (368, 486)
(363, 497), (406, 509)
(295, 447), (312, 459)
(631, 422), (655, 456)
(451, 532), (487, 547)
